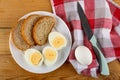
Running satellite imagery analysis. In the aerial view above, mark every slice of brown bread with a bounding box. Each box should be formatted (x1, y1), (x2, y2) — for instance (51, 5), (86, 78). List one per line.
(21, 15), (40, 46)
(33, 16), (56, 45)
(12, 19), (30, 51)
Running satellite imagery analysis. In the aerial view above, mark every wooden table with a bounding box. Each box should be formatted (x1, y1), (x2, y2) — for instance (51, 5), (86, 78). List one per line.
(0, 0), (120, 80)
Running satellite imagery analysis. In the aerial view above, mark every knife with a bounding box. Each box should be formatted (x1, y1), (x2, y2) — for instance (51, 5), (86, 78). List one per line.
(77, 2), (109, 75)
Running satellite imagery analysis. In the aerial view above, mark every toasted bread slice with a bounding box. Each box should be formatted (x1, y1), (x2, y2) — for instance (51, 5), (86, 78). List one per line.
(12, 19), (30, 50)
(21, 15), (40, 46)
(33, 16), (56, 45)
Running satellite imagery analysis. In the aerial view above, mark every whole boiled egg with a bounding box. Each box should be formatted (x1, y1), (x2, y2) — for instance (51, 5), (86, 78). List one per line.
(48, 32), (67, 50)
(75, 46), (92, 65)
(42, 46), (58, 66)
(24, 48), (43, 66)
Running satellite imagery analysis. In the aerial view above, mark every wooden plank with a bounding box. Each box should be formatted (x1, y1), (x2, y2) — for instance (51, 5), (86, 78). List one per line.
(113, 0), (120, 6)
(0, 54), (119, 80)
(0, 0), (120, 80)
(0, 0), (52, 27)
(0, 54), (93, 80)
(0, 29), (11, 54)
(0, 29), (120, 79)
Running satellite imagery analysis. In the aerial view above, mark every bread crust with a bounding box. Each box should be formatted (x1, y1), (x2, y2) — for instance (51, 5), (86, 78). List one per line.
(33, 16), (56, 45)
(21, 14), (40, 46)
(12, 15), (56, 50)
(12, 19), (30, 50)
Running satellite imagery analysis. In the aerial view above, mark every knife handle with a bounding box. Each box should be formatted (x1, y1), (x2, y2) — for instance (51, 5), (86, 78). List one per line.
(90, 35), (109, 75)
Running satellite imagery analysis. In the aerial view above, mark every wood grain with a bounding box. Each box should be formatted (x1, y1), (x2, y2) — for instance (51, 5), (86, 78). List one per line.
(0, 0), (120, 80)
(0, 29), (11, 54)
(113, 0), (120, 6)
(0, 29), (120, 79)
(0, 54), (120, 80)
(0, 0), (52, 27)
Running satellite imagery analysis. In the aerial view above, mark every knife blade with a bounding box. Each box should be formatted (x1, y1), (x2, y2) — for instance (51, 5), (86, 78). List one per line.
(77, 2), (109, 75)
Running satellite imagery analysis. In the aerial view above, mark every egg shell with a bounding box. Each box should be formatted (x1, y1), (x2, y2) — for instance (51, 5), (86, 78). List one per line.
(75, 46), (92, 65)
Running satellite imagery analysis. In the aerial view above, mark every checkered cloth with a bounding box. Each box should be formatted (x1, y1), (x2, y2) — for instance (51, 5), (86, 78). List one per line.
(51, 0), (120, 77)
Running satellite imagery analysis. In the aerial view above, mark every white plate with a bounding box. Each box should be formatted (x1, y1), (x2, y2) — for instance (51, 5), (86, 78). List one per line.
(9, 11), (72, 74)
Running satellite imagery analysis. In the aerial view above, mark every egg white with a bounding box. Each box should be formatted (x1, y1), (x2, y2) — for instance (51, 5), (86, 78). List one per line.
(42, 46), (58, 66)
(48, 32), (67, 50)
(24, 48), (44, 66)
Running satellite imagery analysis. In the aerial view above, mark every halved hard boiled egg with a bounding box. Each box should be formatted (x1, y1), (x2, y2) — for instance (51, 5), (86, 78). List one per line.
(48, 32), (67, 50)
(24, 48), (43, 66)
(42, 46), (58, 66)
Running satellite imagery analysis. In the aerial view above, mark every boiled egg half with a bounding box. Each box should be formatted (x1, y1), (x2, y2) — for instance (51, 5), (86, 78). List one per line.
(43, 46), (58, 66)
(48, 32), (67, 50)
(24, 48), (43, 66)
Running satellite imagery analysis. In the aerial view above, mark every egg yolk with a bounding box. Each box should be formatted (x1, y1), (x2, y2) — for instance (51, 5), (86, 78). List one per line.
(52, 36), (65, 48)
(30, 52), (42, 65)
(44, 48), (56, 61)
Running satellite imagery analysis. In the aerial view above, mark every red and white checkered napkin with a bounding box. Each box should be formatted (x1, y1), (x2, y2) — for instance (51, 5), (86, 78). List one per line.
(51, 0), (120, 77)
